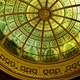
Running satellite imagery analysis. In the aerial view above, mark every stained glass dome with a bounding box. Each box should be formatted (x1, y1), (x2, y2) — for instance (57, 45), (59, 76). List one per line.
(0, 0), (80, 64)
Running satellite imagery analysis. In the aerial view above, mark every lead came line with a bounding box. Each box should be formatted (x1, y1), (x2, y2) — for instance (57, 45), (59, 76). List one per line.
(45, 0), (48, 8)
(52, 14), (80, 23)
(20, 19), (41, 57)
(40, 21), (45, 61)
(37, 0), (42, 8)
(49, 0), (60, 9)
(51, 17), (80, 48)
(1, 16), (39, 45)
(48, 20), (62, 59)
(19, 0), (39, 10)
(52, 4), (80, 12)
(0, 12), (38, 18)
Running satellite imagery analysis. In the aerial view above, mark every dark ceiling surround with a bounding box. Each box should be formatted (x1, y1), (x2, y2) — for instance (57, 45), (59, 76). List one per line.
(0, 69), (80, 80)
(0, 70), (19, 80)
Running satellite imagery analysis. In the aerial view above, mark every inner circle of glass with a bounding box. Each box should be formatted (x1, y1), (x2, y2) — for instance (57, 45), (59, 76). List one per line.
(0, 0), (80, 64)
(38, 9), (50, 20)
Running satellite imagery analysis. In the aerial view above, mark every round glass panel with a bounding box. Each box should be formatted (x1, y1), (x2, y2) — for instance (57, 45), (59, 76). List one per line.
(0, 0), (80, 64)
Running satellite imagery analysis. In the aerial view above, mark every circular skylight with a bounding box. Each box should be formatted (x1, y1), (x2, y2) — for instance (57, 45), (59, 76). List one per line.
(0, 0), (80, 64)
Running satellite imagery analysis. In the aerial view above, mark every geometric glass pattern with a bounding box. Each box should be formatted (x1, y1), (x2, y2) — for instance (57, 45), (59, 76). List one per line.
(0, 0), (80, 64)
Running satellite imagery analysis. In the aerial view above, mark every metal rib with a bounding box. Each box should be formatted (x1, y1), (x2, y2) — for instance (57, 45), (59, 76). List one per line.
(52, 14), (80, 23)
(49, 0), (60, 9)
(37, 0), (42, 8)
(0, 12), (38, 18)
(48, 20), (62, 58)
(19, 0), (39, 10)
(40, 21), (45, 61)
(52, 4), (80, 12)
(20, 19), (41, 57)
(1, 16), (39, 45)
(45, 0), (48, 8)
(51, 17), (80, 48)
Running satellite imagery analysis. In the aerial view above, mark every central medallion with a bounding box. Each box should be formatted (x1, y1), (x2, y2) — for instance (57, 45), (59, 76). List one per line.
(38, 8), (50, 21)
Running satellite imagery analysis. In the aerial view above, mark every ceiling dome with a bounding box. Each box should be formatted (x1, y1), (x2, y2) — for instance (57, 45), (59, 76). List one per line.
(0, 0), (80, 80)
(0, 0), (80, 64)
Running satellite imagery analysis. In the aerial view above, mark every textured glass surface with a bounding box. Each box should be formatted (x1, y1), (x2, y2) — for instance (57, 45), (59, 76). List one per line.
(0, 0), (80, 63)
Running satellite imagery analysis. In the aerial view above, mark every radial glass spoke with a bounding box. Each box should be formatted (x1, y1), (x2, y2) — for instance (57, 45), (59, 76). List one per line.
(48, 20), (62, 58)
(37, 0), (42, 8)
(0, 12), (38, 18)
(52, 4), (80, 12)
(45, 0), (48, 8)
(1, 16), (39, 45)
(20, 19), (41, 57)
(40, 21), (45, 60)
(51, 17), (80, 47)
(19, 0), (39, 10)
(52, 14), (80, 23)
(49, 0), (59, 9)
